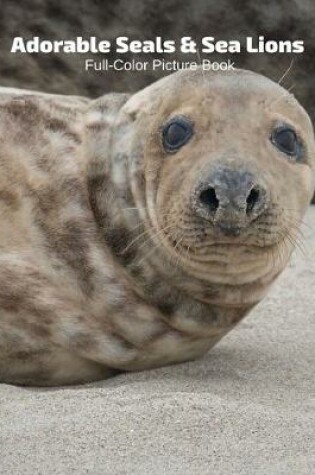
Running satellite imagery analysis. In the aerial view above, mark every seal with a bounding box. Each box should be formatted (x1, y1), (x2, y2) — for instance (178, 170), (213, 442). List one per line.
(0, 68), (314, 386)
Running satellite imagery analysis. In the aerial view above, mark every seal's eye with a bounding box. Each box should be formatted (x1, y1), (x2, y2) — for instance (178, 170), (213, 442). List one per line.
(163, 116), (193, 152)
(271, 126), (300, 157)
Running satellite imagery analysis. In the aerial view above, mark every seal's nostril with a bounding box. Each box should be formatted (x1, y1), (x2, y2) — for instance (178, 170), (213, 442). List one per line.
(246, 187), (260, 215)
(199, 187), (219, 213)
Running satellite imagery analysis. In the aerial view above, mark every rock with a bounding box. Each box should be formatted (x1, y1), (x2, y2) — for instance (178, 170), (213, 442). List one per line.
(1, 0), (314, 201)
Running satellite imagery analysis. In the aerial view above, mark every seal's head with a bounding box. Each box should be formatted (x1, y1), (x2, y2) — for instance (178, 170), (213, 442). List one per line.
(102, 69), (315, 302)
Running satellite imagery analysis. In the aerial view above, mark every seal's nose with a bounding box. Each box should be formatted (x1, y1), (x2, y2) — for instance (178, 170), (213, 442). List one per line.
(194, 167), (267, 236)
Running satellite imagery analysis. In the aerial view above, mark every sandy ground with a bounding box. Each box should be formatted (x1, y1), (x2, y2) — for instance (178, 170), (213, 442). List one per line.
(1, 208), (314, 475)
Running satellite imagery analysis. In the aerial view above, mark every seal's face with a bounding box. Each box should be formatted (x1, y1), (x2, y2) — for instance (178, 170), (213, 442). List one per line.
(122, 70), (315, 286)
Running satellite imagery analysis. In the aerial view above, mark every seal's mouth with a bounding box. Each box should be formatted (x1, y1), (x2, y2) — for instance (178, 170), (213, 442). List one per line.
(157, 205), (284, 251)
(148, 201), (301, 285)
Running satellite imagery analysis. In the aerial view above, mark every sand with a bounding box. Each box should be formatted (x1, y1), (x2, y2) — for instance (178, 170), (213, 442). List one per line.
(1, 208), (314, 475)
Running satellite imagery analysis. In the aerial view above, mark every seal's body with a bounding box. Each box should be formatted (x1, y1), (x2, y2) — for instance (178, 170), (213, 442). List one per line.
(0, 69), (314, 386)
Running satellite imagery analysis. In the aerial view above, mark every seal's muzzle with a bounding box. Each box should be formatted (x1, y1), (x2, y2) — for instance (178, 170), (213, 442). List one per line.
(193, 166), (267, 236)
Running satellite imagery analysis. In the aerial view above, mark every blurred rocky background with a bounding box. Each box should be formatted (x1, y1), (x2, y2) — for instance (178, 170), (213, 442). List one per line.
(0, 0), (314, 201)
